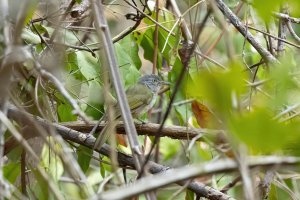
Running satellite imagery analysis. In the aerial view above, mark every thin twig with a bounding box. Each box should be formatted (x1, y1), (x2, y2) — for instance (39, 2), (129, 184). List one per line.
(198, 1), (244, 65)
(247, 25), (300, 49)
(221, 176), (241, 193)
(273, 12), (300, 24)
(123, 0), (172, 34)
(91, 4), (151, 198)
(214, 0), (278, 64)
(35, 62), (89, 123)
(48, 0), (76, 43)
(286, 21), (300, 43)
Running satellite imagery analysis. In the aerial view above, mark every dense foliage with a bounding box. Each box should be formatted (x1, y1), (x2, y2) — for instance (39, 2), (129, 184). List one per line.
(1, 0), (300, 199)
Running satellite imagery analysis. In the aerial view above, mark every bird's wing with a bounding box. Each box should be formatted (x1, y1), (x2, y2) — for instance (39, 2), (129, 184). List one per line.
(94, 84), (153, 149)
(114, 84), (153, 118)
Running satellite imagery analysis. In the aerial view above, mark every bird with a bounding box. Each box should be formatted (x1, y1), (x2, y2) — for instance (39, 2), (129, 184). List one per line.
(92, 74), (170, 149)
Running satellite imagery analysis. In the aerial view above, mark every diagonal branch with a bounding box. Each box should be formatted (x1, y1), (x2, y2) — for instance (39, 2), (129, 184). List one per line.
(97, 156), (299, 200)
(7, 109), (300, 200)
(214, 0), (278, 64)
(7, 108), (231, 200)
(90, 0), (147, 184)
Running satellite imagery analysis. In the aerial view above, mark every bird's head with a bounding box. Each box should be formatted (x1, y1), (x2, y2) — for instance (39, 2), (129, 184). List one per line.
(138, 74), (170, 94)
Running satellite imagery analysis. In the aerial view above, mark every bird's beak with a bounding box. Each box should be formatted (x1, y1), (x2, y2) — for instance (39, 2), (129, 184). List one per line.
(159, 81), (171, 94)
(161, 81), (171, 85)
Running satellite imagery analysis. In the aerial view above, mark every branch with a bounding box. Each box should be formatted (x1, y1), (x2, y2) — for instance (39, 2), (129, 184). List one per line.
(91, 0), (144, 172)
(61, 120), (223, 140)
(274, 12), (300, 24)
(35, 62), (89, 123)
(286, 21), (300, 43)
(277, 6), (288, 56)
(6, 108), (231, 200)
(1, 110), (65, 200)
(97, 156), (299, 200)
(214, 0), (278, 64)
(247, 25), (300, 49)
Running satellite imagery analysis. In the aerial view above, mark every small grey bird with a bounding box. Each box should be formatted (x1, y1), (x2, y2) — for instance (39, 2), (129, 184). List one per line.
(92, 74), (170, 149)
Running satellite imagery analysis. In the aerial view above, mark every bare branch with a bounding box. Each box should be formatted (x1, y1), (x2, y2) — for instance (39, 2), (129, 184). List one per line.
(286, 21), (300, 43)
(90, 0), (148, 190)
(6, 108), (231, 200)
(274, 12), (300, 24)
(0, 111), (65, 200)
(247, 25), (300, 49)
(61, 120), (222, 140)
(97, 156), (300, 200)
(214, 0), (278, 64)
(277, 6), (288, 56)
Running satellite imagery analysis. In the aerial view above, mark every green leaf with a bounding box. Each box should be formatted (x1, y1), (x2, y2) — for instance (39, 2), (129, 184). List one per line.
(118, 34), (142, 69)
(31, 168), (50, 200)
(3, 162), (21, 183)
(85, 80), (104, 119)
(41, 144), (64, 182)
(167, 26), (181, 66)
(160, 138), (181, 160)
(57, 103), (77, 122)
(229, 108), (300, 152)
(76, 51), (101, 82)
(252, 0), (283, 23)
(185, 189), (194, 200)
(22, 28), (41, 44)
(115, 42), (141, 86)
(77, 145), (93, 173)
(100, 161), (106, 178)
(268, 56), (298, 108)
(138, 28), (163, 69)
(30, 24), (49, 36)
(66, 51), (84, 81)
